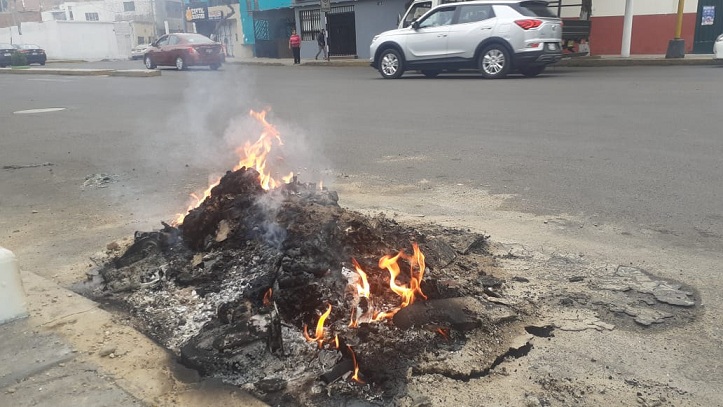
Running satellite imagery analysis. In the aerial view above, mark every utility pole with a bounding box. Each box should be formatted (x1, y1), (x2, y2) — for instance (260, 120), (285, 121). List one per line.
(665, 0), (686, 58)
(620, 0), (633, 57)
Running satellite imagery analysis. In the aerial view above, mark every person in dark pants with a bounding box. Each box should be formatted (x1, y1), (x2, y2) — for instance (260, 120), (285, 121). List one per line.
(315, 29), (328, 61)
(289, 29), (301, 64)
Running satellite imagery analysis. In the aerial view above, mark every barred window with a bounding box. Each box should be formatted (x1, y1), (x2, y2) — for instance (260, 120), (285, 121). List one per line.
(299, 9), (322, 41)
(85, 12), (99, 21)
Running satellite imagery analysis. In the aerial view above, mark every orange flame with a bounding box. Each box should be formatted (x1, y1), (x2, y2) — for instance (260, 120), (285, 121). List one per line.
(379, 242), (427, 309)
(234, 109), (292, 190)
(172, 109), (293, 225)
(262, 288), (273, 306)
(437, 328), (450, 341)
(303, 304), (332, 349)
(351, 258), (370, 299)
(347, 345), (364, 384)
(334, 334), (340, 349)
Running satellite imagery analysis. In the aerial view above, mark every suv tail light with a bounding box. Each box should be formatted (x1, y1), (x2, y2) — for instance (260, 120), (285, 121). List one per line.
(515, 19), (543, 30)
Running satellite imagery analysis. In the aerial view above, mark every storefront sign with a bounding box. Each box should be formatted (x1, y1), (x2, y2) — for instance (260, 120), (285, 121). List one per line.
(186, 5), (208, 22)
(209, 9), (224, 20)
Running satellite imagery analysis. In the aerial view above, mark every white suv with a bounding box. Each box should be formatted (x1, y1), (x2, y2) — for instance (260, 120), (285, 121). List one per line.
(369, 0), (563, 79)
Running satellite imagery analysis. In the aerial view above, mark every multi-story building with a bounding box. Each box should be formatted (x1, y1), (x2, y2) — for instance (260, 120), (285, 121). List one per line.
(41, 0), (185, 42)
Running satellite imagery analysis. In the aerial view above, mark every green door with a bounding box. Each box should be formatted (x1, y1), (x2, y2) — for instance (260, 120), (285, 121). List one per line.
(693, 0), (723, 53)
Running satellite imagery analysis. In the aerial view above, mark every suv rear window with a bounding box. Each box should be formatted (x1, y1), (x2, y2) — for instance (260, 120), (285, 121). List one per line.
(514, 1), (556, 18)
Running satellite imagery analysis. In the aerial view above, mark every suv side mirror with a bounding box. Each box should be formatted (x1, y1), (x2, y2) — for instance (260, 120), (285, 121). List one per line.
(411, 20), (420, 29)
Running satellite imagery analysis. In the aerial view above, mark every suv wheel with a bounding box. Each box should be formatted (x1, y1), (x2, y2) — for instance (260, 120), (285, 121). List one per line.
(421, 70), (440, 78)
(519, 65), (545, 77)
(479, 45), (510, 79)
(378, 49), (404, 79)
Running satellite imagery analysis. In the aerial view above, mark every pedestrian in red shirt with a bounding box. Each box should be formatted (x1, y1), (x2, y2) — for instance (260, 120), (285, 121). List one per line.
(289, 29), (301, 65)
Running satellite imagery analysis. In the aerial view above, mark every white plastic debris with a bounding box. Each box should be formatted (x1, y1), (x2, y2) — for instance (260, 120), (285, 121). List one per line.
(0, 247), (29, 324)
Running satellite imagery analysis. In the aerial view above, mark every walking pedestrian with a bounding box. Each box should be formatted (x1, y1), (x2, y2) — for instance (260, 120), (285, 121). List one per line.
(289, 29), (301, 64)
(315, 29), (328, 61)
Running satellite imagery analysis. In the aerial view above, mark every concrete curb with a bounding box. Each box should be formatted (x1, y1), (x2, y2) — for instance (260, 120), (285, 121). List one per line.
(0, 68), (161, 77)
(556, 56), (722, 67)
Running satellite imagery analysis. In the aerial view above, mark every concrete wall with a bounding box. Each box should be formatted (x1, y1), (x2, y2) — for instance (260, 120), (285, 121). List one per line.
(354, 0), (406, 60)
(589, 0), (698, 17)
(0, 20), (132, 59)
(589, 13), (697, 55)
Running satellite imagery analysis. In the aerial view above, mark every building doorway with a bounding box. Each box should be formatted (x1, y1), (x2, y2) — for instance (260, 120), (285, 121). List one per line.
(327, 6), (356, 57)
(693, 0), (723, 53)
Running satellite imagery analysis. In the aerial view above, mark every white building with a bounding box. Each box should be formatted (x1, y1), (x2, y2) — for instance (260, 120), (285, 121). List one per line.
(42, 0), (184, 44)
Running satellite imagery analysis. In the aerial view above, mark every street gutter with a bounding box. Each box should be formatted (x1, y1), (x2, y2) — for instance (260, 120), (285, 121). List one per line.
(0, 68), (161, 77)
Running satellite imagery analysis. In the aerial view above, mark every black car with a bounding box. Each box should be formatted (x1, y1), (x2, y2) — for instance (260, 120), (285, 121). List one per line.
(0, 43), (15, 67)
(13, 44), (47, 65)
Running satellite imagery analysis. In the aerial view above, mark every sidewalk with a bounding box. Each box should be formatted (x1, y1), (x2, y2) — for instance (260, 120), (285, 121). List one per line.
(0, 54), (717, 77)
(224, 53), (720, 68)
(0, 270), (268, 407)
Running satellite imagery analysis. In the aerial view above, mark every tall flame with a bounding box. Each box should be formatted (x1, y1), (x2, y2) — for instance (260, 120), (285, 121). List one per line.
(347, 345), (365, 384)
(303, 304), (332, 349)
(172, 109), (293, 225)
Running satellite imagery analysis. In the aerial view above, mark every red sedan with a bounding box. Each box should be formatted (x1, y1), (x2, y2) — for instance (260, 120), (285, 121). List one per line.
(144, 33), (225, 71)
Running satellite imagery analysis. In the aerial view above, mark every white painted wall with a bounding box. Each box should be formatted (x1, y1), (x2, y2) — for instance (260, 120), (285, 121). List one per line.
(42, 0), (154, 23)
(569, 0), (699, 18)
(0, 20), (133, 60)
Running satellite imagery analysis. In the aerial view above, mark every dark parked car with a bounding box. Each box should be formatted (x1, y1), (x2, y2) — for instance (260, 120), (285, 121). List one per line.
(144, 33), (224, 71)
(0, 43), (16, 67)
(13, 44), (47, 65)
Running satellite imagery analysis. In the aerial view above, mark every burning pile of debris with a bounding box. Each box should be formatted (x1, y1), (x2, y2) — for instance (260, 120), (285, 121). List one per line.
(89, 111), (524, 406)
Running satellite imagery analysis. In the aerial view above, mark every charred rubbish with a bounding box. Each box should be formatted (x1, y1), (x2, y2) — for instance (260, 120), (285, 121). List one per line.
(90, 166), (523, 406)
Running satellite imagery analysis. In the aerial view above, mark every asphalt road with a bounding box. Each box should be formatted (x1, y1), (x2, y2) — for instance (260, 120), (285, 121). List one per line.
(2, 62), (721, 254)
(2, 61), (723, 407)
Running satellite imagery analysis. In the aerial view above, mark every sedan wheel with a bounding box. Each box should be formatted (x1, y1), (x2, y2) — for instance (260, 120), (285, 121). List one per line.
(479, 45), (510, 79)
(144, 56), (156, 69)
(378, 49), (404, 79)
(210, 63), (221, 71)
(176, 56), (187, 71)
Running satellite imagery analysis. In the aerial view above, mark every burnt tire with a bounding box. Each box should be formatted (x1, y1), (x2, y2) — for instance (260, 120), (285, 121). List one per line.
(144, 55), (156, 69)
(176, 56), (187, 71)
(519, 65), (545, 77)
(478, 44), (511, 79)
(421, 70), (440, 78)
(378, 48), (404, 79)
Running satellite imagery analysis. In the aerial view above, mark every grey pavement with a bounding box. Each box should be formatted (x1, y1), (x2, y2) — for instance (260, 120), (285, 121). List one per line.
(0, 269), (268, 407)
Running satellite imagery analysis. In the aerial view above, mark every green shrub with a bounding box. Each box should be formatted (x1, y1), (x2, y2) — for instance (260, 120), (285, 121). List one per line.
(11, 52), (27, 66)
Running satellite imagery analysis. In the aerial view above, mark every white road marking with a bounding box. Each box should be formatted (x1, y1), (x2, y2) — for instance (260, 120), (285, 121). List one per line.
(13, 108), (67, 114)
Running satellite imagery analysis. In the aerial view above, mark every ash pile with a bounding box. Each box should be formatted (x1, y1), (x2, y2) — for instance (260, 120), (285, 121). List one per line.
(91, 167), (522, 407)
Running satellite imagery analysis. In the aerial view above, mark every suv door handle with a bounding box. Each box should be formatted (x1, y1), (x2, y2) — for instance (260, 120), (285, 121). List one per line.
(437, 34), (447, 37)
(480, 27), (492, 30)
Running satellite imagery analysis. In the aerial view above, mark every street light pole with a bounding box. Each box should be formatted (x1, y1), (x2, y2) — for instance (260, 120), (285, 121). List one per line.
(665, 0), (685, 58)
(620, 0), (634, 57)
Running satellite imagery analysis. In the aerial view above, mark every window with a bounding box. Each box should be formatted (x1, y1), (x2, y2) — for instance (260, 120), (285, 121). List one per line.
(299, 9), (322, 41)
(168, 35), (180, 45)
(137, 36), (145, 44)
(156, 35), (170, 46)
(85, 12), (99, 21)
(403, 1), (431, 28)
(418, 7), (455, 28)
(123, 1), (135, 12)
(458, 4), (493, 24)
